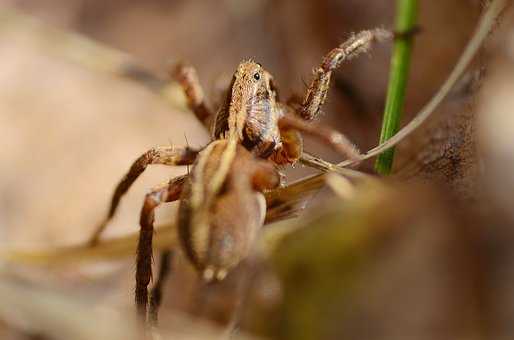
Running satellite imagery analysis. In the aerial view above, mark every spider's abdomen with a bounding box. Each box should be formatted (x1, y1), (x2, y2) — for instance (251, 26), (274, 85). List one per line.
(177, 140), (267, 281)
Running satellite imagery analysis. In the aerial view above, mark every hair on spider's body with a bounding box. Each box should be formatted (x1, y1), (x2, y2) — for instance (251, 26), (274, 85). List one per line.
(87, 28), (391, 327)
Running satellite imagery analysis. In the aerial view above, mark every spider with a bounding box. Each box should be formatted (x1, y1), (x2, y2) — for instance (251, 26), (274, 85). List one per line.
(87, 28), (390, 325)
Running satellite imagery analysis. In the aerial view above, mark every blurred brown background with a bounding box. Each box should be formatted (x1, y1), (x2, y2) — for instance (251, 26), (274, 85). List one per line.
(4, 1), (514, 339)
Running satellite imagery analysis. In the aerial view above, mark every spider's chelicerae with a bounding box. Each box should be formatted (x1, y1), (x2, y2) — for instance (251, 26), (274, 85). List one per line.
(87, 28), (391, 326)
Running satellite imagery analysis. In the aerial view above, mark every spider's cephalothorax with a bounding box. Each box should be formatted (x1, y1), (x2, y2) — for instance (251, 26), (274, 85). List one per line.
(88, 28), (391, 325)
(214, 61), (282, 159)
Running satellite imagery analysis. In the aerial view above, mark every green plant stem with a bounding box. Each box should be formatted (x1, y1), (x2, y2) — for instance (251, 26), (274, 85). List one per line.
(375, 0), (418, 175)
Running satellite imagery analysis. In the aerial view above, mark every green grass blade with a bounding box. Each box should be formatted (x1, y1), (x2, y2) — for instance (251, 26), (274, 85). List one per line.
(375, 0), (418, 175)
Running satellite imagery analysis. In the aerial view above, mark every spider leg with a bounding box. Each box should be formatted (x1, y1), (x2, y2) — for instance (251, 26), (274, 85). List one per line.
(148, 249), (173, 326)
(171, 62), (213, 129)
(278, 110), (361, 163)
(298, 29), (391, 121)
(88, 146), (198, 245)
(136, 176), (186, 323)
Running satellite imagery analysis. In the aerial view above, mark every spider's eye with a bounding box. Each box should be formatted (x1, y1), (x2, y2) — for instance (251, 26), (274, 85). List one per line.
(253, 72), (260, 81)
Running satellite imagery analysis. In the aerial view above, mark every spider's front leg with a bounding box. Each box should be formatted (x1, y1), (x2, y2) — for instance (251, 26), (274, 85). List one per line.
(171, 62), (214, 129)
(297, 29), (392, 121)
(272, 107), (361, 165)
(88, 146), (198, 245)
(136, 175), (187, 323)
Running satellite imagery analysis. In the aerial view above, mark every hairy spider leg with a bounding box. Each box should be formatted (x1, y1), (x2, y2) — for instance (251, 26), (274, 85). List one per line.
(271, 107), (361, 164)
(88, 146), (198, 245)
(148, 250), (173, 326)
(298, 29), (392, 121)
(137, 176), (187, 323)
(171, 62), (214, 128)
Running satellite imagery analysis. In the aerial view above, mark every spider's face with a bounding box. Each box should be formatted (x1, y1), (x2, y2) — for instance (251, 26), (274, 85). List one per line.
(236, 60), (267, 87)
(226, 61), (282, 158)
(226, 62), (269, 130)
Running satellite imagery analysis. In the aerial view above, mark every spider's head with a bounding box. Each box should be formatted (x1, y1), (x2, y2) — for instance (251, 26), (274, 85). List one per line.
(234, 60), (278, 102)
(223, 61), (273, 134)
(217, 60), (281, 157)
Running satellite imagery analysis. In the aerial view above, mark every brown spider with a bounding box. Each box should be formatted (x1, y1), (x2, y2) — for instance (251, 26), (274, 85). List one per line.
(87, 29), (390, 325)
